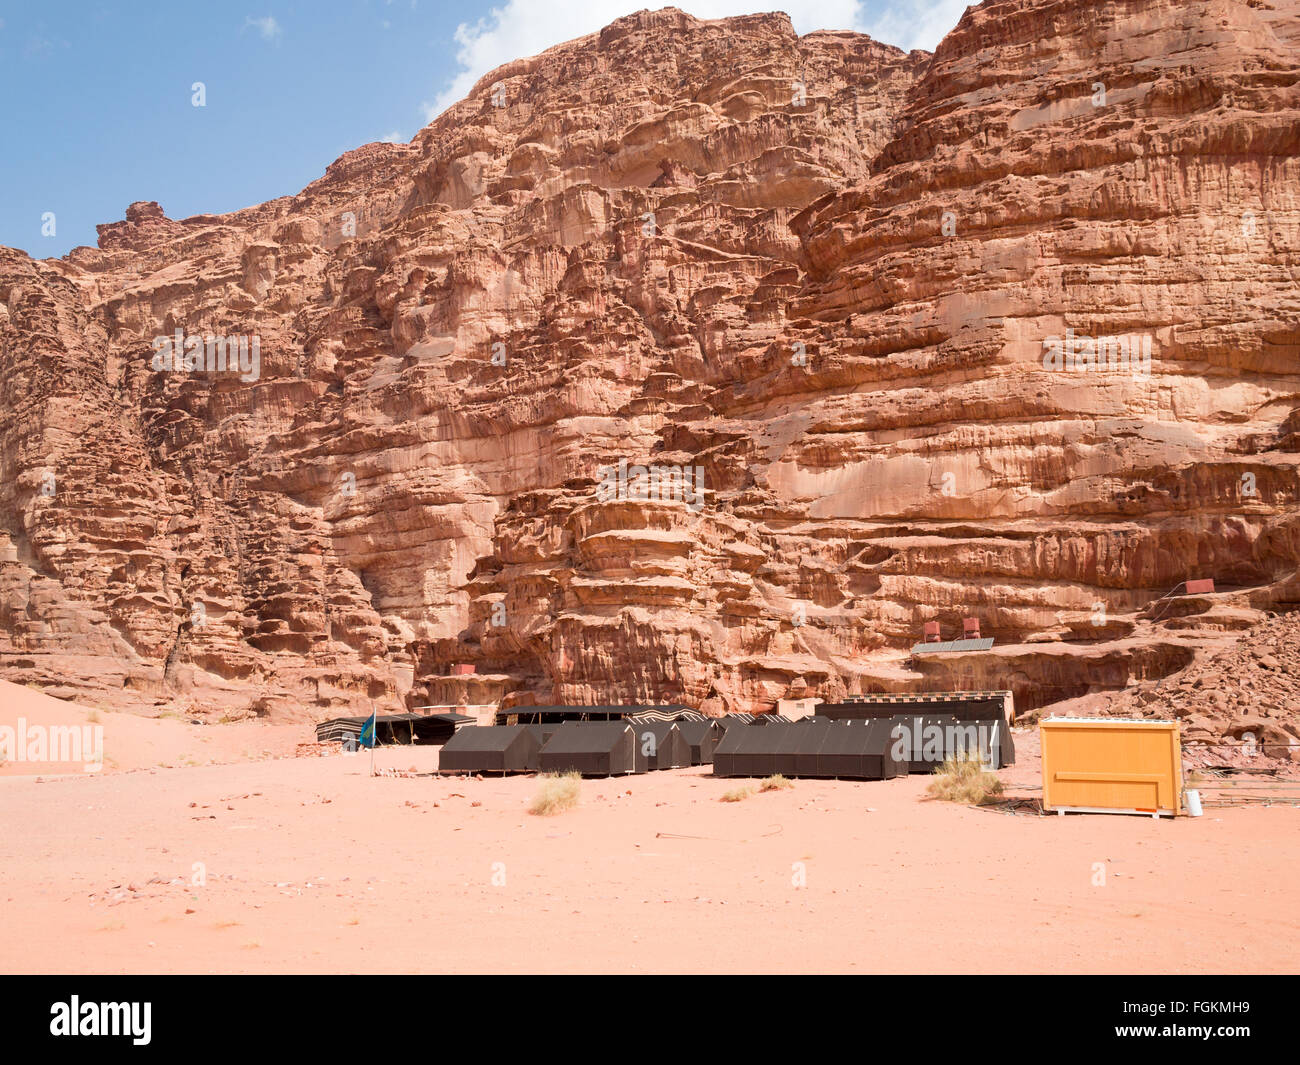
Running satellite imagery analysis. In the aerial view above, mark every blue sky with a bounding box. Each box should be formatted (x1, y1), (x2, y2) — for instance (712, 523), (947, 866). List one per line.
(0, 1), (966, 259)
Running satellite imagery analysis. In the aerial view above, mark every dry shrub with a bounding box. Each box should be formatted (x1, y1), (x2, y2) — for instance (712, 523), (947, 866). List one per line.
(529, 771), (581, 815)
(760, 774), (794, 792)
(927, 754), (1004, 805)
(721, 785), (755, 802)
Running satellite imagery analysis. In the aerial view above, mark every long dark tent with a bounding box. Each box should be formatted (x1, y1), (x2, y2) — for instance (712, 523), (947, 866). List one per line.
(713, 723), (791, 777)
(538, 722), (639, 776)
(315, 712), (472, 747)
(792, 718), (835, 778)
(819, 692), (1015, 767)
(500, 705), (693, 725)
(628, 721), (691, 771)
(438, 725), (542, 774)
(676, 720), (722, 765)
(817, 719), (906, 780)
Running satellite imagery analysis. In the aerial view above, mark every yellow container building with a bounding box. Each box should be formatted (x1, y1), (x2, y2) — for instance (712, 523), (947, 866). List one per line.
(1040, 718), (1183, 818)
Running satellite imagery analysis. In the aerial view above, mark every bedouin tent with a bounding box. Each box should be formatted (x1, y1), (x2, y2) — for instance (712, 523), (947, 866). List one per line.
(715, 720), (905, 780)
(538, 722), (639, 776)
(675, 719), (722, 765)
(818, 692), (1015, 767)
(523, 722), (562, 748)
(315, 712), (473, 747)
(628, 721), (691, 771)
(815, 718), (906, 780)
(888, 714), (962, 773)
(791, 718), (835, 778)
(500, 705), (694, 725)
(886, 713), (1015, 771)
(712, 722), (793, 777)
(438, 725), (542, 774)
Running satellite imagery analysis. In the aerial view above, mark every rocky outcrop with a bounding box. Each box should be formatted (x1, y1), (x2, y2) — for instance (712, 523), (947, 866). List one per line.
(1, 2), (1298, 721)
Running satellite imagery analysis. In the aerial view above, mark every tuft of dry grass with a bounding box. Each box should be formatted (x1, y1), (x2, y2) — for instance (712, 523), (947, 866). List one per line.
(529, 771), (581, 816)
(720, 785), (755, 802)
(927, 753), (1004, 805)
(760, 774), (794, 792)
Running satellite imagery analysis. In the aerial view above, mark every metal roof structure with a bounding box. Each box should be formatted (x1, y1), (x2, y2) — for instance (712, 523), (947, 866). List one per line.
(498, 704), (694, 725)
(909, 637), (995, 654)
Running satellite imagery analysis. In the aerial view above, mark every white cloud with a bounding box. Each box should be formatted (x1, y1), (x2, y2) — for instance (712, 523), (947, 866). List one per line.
(243, 15), (283, 42)
(420, 2), (967, 124)
(864, 0), (967, 53)
(378, 130), (405, 143)
(420, 1), (869, 122)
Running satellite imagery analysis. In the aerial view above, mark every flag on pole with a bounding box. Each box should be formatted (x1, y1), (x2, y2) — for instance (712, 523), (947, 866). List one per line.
(358, 711), (377, 749)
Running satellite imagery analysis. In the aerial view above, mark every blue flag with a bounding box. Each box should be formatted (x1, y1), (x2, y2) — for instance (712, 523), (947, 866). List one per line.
(358, 712), (377, 749)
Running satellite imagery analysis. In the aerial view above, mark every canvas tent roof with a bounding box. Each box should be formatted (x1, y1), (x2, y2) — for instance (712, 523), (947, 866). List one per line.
(675, 719), (721, 765)
(538, 722), (639, 776)
(819, 693), (1015, 766)
(714, 720), (905, 780)
(499, 704), (694, 725)
(314, 712), (467, 746)
(627, 721), (691, 771)
(438, 725), (541, 774)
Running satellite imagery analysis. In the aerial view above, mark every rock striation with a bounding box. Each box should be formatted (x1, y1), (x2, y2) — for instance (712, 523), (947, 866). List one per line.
(0, 2), (1298, 728)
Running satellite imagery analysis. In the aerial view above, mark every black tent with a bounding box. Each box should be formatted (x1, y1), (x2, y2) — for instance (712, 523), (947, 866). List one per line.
(438, 725), (542, 774)
(817, 719), (906, 780)
(538, 722), (639, 776)
(628, 721), (691, 771)
(501, 704), (694, 725)
(676, 720), (722, 765)
(715, 720), (907, 780)
(523, 722), (562, 748)
(888, 714), (956, 773)
(791, 718), (834, 778)
(315, 712), (472, 747)
(713, 723), (790, 777)
(772, 720), (819, 777)
(820, 694), (1015, 767)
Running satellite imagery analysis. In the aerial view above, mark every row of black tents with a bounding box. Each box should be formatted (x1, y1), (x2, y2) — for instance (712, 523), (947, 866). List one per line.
(320, 698), (1015, 780)
(438, 710), (1013, 779)
(440, 719), (722, 776)
(314, 712), (475, 746)
(713, 714), (1013, 779)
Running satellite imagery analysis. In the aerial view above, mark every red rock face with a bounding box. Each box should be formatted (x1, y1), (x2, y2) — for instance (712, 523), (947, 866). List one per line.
(1, 3), (1298, 721)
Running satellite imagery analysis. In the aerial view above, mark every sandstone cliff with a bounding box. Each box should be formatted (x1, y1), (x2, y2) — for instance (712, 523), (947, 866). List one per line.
(1, 2), (1298, 728)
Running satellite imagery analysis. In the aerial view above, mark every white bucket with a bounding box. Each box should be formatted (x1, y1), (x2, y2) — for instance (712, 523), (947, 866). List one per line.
(1185, 789), (1203, 817)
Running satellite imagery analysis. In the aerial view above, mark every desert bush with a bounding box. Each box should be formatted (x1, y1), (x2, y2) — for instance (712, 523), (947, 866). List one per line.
(760, 774), (794, 792)
(529, 771), (580, 816)
(720, 785), (755, 802)
(927, 754), (1004, 805)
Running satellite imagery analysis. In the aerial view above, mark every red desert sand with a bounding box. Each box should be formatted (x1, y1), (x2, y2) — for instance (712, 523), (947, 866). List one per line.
(1, 683), (1296, 974)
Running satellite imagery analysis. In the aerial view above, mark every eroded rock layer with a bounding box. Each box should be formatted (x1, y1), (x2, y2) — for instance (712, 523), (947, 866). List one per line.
(1, 2), (1298, 721)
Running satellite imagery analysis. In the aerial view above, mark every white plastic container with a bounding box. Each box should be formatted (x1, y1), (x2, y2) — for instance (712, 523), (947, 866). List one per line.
(1185, 789), (1203, 817)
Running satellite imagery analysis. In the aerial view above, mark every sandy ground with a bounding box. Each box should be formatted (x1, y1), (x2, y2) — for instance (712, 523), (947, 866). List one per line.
(1, 685), (1298, 974)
